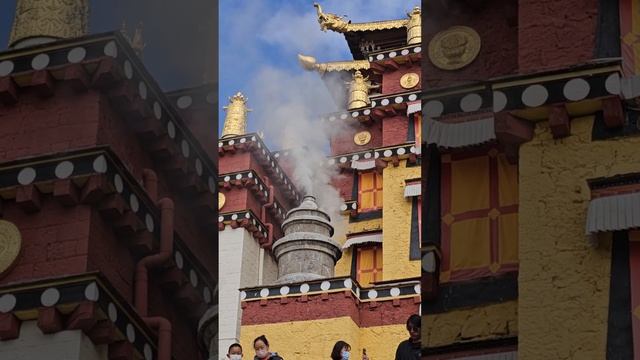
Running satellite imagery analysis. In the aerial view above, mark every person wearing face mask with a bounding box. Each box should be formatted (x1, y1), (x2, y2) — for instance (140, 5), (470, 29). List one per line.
(330, 340), (351, 360)
(253, 335), (283, 360)
(226, 343), (243, 360)
(394, 314), (421, 360)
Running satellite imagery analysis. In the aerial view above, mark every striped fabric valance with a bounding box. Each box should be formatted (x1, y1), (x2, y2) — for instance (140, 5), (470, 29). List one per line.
(586, 192), (640, 234)
(423, 117), (495, 148)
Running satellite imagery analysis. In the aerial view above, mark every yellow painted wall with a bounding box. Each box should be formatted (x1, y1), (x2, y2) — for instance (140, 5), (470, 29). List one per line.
(422, 301), (518, 348)
(335, 218), (383, 278)
(518, 116), (640, 359)
(240, 317), (407, 359)
(382, 160), (421, 281)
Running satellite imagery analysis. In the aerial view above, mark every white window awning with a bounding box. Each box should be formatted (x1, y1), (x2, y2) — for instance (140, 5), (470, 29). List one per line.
(407, 100), (421, 115)
(342, 232), (383, 250)
(404, 182), (421, 197)
(351, 159), (376, 170)
(424, 117), (495, 148)
(586, 192), (640, 234)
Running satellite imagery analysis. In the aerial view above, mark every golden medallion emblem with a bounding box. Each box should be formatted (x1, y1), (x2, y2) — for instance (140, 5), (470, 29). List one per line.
(0, 220), (21, 277)
(353, 131), (372, 146)
(218, 192), (226, 210)
(400, 73), (419, 89)
(428, 26), (481, 71)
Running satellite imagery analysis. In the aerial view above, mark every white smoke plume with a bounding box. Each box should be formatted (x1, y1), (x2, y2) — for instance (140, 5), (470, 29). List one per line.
(249, 67), (349, 239)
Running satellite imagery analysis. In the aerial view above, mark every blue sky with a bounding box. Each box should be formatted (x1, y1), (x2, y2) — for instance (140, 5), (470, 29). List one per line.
(218, 0), (419, 141)
(0, 1), (215, 90)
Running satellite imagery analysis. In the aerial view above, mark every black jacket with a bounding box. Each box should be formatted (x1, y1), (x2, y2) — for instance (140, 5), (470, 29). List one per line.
(254, 353), (283, 360)
(395, 339), (420, 360)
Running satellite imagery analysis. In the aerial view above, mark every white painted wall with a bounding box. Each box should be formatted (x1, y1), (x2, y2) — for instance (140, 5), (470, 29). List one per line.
(219, 227), (277, 358)
(0, 321), (107, 360)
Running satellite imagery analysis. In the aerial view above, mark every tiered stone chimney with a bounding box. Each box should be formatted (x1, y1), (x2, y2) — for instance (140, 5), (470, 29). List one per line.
(272, 195), (342, 284)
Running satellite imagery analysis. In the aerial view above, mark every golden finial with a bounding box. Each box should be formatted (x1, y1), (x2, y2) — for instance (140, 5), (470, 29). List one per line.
(9, 0), (89, 48)
(406, 7), (422, 45)
(346, 70), (379, 110)
(131, 22), (146, 58)
(221, 92), (252, 139)
(120, 20), (131, 42)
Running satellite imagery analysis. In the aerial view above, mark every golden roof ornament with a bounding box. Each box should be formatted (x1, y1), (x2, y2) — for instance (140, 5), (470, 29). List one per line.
(131, 22), (146, 58)
(313, 2), (411, 34)
(346, 70), (379, 110)
(221, 92), (251, 139)
(406, 7), (422, 45)
(298, 54), (370, 75)
(9, 0), (89, 49)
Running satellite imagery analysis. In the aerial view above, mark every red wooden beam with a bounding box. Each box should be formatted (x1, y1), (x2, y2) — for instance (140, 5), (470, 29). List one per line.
(37, 307), (64, 334)
(0, 77), (18, 105)
(87, 320), (117, 344)
(0, 313), (20, 340)
(548, 105), (571, 139)
(602, 96), (625, 128)
(16, 184), (41, 213)
(53, 179), (80, 206)
(64, 64), (90, 92)
(31, 70), (55, 97)
(494, 112), (534, 144)
(66, 302), (97, 331)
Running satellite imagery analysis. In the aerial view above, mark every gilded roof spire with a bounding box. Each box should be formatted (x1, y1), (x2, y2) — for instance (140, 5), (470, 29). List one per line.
(221, 92), (251, 139)
(131, 22), (146, 58)
(9, 0), (89, 49)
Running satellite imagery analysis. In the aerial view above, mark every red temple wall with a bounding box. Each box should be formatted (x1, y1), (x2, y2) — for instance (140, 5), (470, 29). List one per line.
(518, 0), (598, 73)
(330, 120), (383, 156)
(382, 115), (409, 147)
(381, 64), (421, 95)
(0, 87), (99, 162)
(0, 201), (91, 284)
(423, 0), (518, 88)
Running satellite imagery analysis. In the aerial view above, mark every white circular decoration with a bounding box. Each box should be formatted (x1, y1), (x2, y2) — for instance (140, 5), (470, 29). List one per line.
(390, 287), (401, 297)
(300, 284), (310, 293)
(174, 251), (184, 269)
(40, 288), (60, 307)
(144, 344), (153, 360)
(190, 270), (198, 287)
(0, 294), (16, 313)
(381, 99), (390, 106)
(67, 47), (87, 63)
(280, 286), (290, 296)
(203, 287), (212, 303)
(376, 54), (384, 60)
(383, 150), (393, 157)
(129, 194), (139, 212)
(32, 54), (50, 70)
(367, 290), (378, 299)
(260, 288), (270, 298)
(145, 214), (154, 232)
(521, 84), (548, 107)
(123, 60), (133, 79)
(240, 291), (247, 300)
(408, 94), (418, 101)
(108, 302), (118, 322)
(563, 78), (590, 101)
(397, 147), (406, 155)
(138, 82), (148, 99)
(92, 155), (108, 173)
(395, 96), (403, 104)
(0, 61), (14, 77)
(320, 281), (331, 291)
(493, 91), (508, 112)
(424, 100), (444, 117)
(153, 102), (162, 120)
(114, 174), (124, 193)
(460, 93), (483, 112)
(167, 121), (176, 139)
(389, 51), (397, 58)
(414, 284), (421, 294)
(343, 279), (352, 288)
(195, 159), (203, 176)
(401, 49), (410, 55)
(55, 161), (74, 179)
(104, 41), (118, 58)
(177, 96), (192, 109)
(605, 73), (621, 95)
(126, 323), (136, 343)
(84, 282), (100, 302)
(17, 167), (36, 185)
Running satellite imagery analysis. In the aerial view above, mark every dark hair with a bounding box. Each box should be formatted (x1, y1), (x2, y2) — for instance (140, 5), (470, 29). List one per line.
(330, 341), (350, 360)
(228, 343), (242, 353)
(253, 335), (269, 348)
(407, 314), (421, 329)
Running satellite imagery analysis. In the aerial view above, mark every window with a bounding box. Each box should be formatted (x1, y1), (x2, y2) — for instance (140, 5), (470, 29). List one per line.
(358, 171), (383, 211)
(356, 245), (383, 287)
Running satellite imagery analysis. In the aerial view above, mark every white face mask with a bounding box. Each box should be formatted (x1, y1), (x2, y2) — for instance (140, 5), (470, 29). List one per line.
(229, 355), (242, 360)
(256, 349), (268, 358)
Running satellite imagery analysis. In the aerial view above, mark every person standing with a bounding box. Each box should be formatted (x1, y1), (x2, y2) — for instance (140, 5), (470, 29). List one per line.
(395, 314), (421, 360)
(330, 340), (351, 360)
(253, 335), (284, 360)
(226, 343), (243, 360)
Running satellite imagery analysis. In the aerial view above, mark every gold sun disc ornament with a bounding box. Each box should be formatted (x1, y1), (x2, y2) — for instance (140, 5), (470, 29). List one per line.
(218, 193), (226, 210)
(354, 131), (372, 146)
(428, 26), (481, 71)
(0, 220), (21, 277)
(400, 73), (420, 89)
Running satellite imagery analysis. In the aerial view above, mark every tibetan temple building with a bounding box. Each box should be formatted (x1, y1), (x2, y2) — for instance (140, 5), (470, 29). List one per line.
(218, 3), (422, 359)
(0, 1), (218, 360)
(421, 0), (640, 359)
